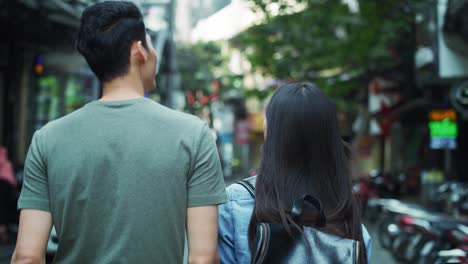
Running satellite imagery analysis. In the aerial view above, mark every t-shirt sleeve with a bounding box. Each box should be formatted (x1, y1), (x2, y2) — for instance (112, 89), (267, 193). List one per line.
(187, 124), (227, 207)
(18, 130), (50, 212)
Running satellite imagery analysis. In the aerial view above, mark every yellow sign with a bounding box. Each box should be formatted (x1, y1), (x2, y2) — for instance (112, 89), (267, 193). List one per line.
(249, 112), (264, 132)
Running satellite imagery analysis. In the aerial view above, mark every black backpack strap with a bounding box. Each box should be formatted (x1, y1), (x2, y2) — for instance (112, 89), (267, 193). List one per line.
(237, 177), (256, 198)
(291, 194), (327, 228)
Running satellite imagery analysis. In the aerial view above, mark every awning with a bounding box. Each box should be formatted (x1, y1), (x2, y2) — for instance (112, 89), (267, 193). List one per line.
(190, 0), (262, 42)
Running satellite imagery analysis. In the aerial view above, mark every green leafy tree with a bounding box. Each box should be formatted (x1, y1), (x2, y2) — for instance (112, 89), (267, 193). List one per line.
(177, 42), (224, 113)
(177, 41), (246, 113)
(235, 0), (418, 110)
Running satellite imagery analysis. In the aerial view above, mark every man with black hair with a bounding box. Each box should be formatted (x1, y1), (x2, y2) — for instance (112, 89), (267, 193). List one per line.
(11, 1), (226, 263)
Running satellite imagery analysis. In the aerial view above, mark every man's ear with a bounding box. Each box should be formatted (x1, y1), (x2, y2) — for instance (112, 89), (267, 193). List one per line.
(134, 40), (148, 62)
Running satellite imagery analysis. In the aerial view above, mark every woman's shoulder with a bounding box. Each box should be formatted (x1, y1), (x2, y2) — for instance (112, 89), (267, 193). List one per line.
(219, 178), (255, 225)
(226, 180), (255, 201)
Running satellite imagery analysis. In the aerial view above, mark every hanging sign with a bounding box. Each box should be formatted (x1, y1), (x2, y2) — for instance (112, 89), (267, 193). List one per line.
(428, 109), (458, 149)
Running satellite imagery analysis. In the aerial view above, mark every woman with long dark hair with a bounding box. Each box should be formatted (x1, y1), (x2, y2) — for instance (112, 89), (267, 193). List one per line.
(218, 83), (371, 263)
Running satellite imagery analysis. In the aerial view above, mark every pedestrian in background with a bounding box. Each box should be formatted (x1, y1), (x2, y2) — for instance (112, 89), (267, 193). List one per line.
(218, 83), (372, 263)
(12, 1), (226, 263)
(0, 146), (16, 244)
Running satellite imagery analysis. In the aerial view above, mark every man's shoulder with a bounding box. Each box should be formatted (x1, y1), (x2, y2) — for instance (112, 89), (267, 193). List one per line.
(41, 100), (204, 131)
(38, 106), (88, 135)
(154, 103), (204, 125)
(146, 102), (208, 136)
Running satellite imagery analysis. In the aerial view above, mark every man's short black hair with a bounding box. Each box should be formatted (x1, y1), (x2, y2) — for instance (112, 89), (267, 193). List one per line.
(76, 1), (148, 82)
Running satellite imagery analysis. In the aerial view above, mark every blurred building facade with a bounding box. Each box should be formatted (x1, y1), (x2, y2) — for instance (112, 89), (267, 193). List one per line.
(0, 0), (177, 170)
(351, 0), (468, 202)
(0, 0), (98, 169)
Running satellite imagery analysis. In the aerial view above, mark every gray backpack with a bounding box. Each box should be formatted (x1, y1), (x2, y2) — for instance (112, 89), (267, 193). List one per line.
(238, 176), (362, 264)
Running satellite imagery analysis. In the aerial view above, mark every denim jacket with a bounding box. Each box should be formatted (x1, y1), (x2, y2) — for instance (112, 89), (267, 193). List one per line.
(218, 181), (372, 264)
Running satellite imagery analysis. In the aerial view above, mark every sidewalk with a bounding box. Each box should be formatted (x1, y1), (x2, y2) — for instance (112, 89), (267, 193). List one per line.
(365, 221), (395, 264)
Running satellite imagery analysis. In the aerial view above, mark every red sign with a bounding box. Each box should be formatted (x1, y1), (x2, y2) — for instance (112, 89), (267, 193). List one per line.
(235, 120), (249, 145)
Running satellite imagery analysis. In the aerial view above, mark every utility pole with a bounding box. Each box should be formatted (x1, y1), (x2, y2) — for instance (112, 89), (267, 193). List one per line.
(142, 0), (178, 108)
(165, 0), (178, 108)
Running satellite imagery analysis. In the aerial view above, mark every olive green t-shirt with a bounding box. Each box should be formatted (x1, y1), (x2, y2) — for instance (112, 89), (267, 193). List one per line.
(18, 98), (227, 263)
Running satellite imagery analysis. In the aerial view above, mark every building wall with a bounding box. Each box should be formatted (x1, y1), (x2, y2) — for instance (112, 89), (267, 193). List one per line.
(0, 74), (4, 145)
(0, 44), (9, 146)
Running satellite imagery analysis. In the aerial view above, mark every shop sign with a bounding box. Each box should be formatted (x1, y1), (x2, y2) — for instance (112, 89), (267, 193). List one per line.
(428, 109), (458, 149)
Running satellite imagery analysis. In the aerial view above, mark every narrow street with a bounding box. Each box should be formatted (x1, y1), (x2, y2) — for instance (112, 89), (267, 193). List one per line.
(365, 221), (395, 264)
(1, 0), (468, 263)
(0, 223), (396, 264)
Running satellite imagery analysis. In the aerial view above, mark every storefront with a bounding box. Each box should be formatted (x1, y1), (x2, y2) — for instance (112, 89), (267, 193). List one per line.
(0, 0), (93, 167)
(31, 53), (99, 131)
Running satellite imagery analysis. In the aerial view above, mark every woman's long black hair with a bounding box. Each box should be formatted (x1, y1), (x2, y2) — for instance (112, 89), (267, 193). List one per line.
(248, 83), (367, 263)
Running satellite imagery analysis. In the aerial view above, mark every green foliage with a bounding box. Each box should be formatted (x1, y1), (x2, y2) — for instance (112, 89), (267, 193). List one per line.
(177, 42), (224, 94)
(177, 41), (247, 113)
(176, 42), (222, 113)
(236, 0), (419, 109)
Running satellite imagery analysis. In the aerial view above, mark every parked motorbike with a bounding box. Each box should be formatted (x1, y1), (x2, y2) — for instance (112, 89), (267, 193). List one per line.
(418, 221), (468, 264)
(435, 247), (468, 264)
(353, 170), (400, 219)
(376, 199), (436, 250)
(432, 181), (468, 216)
(372, 176), (468, 263)
(375, 198), (468, 264)
(390, 215), (432, 263)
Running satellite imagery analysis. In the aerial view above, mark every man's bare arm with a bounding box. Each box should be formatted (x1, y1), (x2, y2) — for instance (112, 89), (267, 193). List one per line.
(11, 209), (52, 264)
(186, 206), (220, 264)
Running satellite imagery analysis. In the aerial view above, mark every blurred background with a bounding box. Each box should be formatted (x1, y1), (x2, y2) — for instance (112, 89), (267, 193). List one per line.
(1, 0), (468, 263)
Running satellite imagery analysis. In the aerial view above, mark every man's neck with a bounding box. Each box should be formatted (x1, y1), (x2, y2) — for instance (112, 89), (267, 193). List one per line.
(100, 75), (145, 101)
